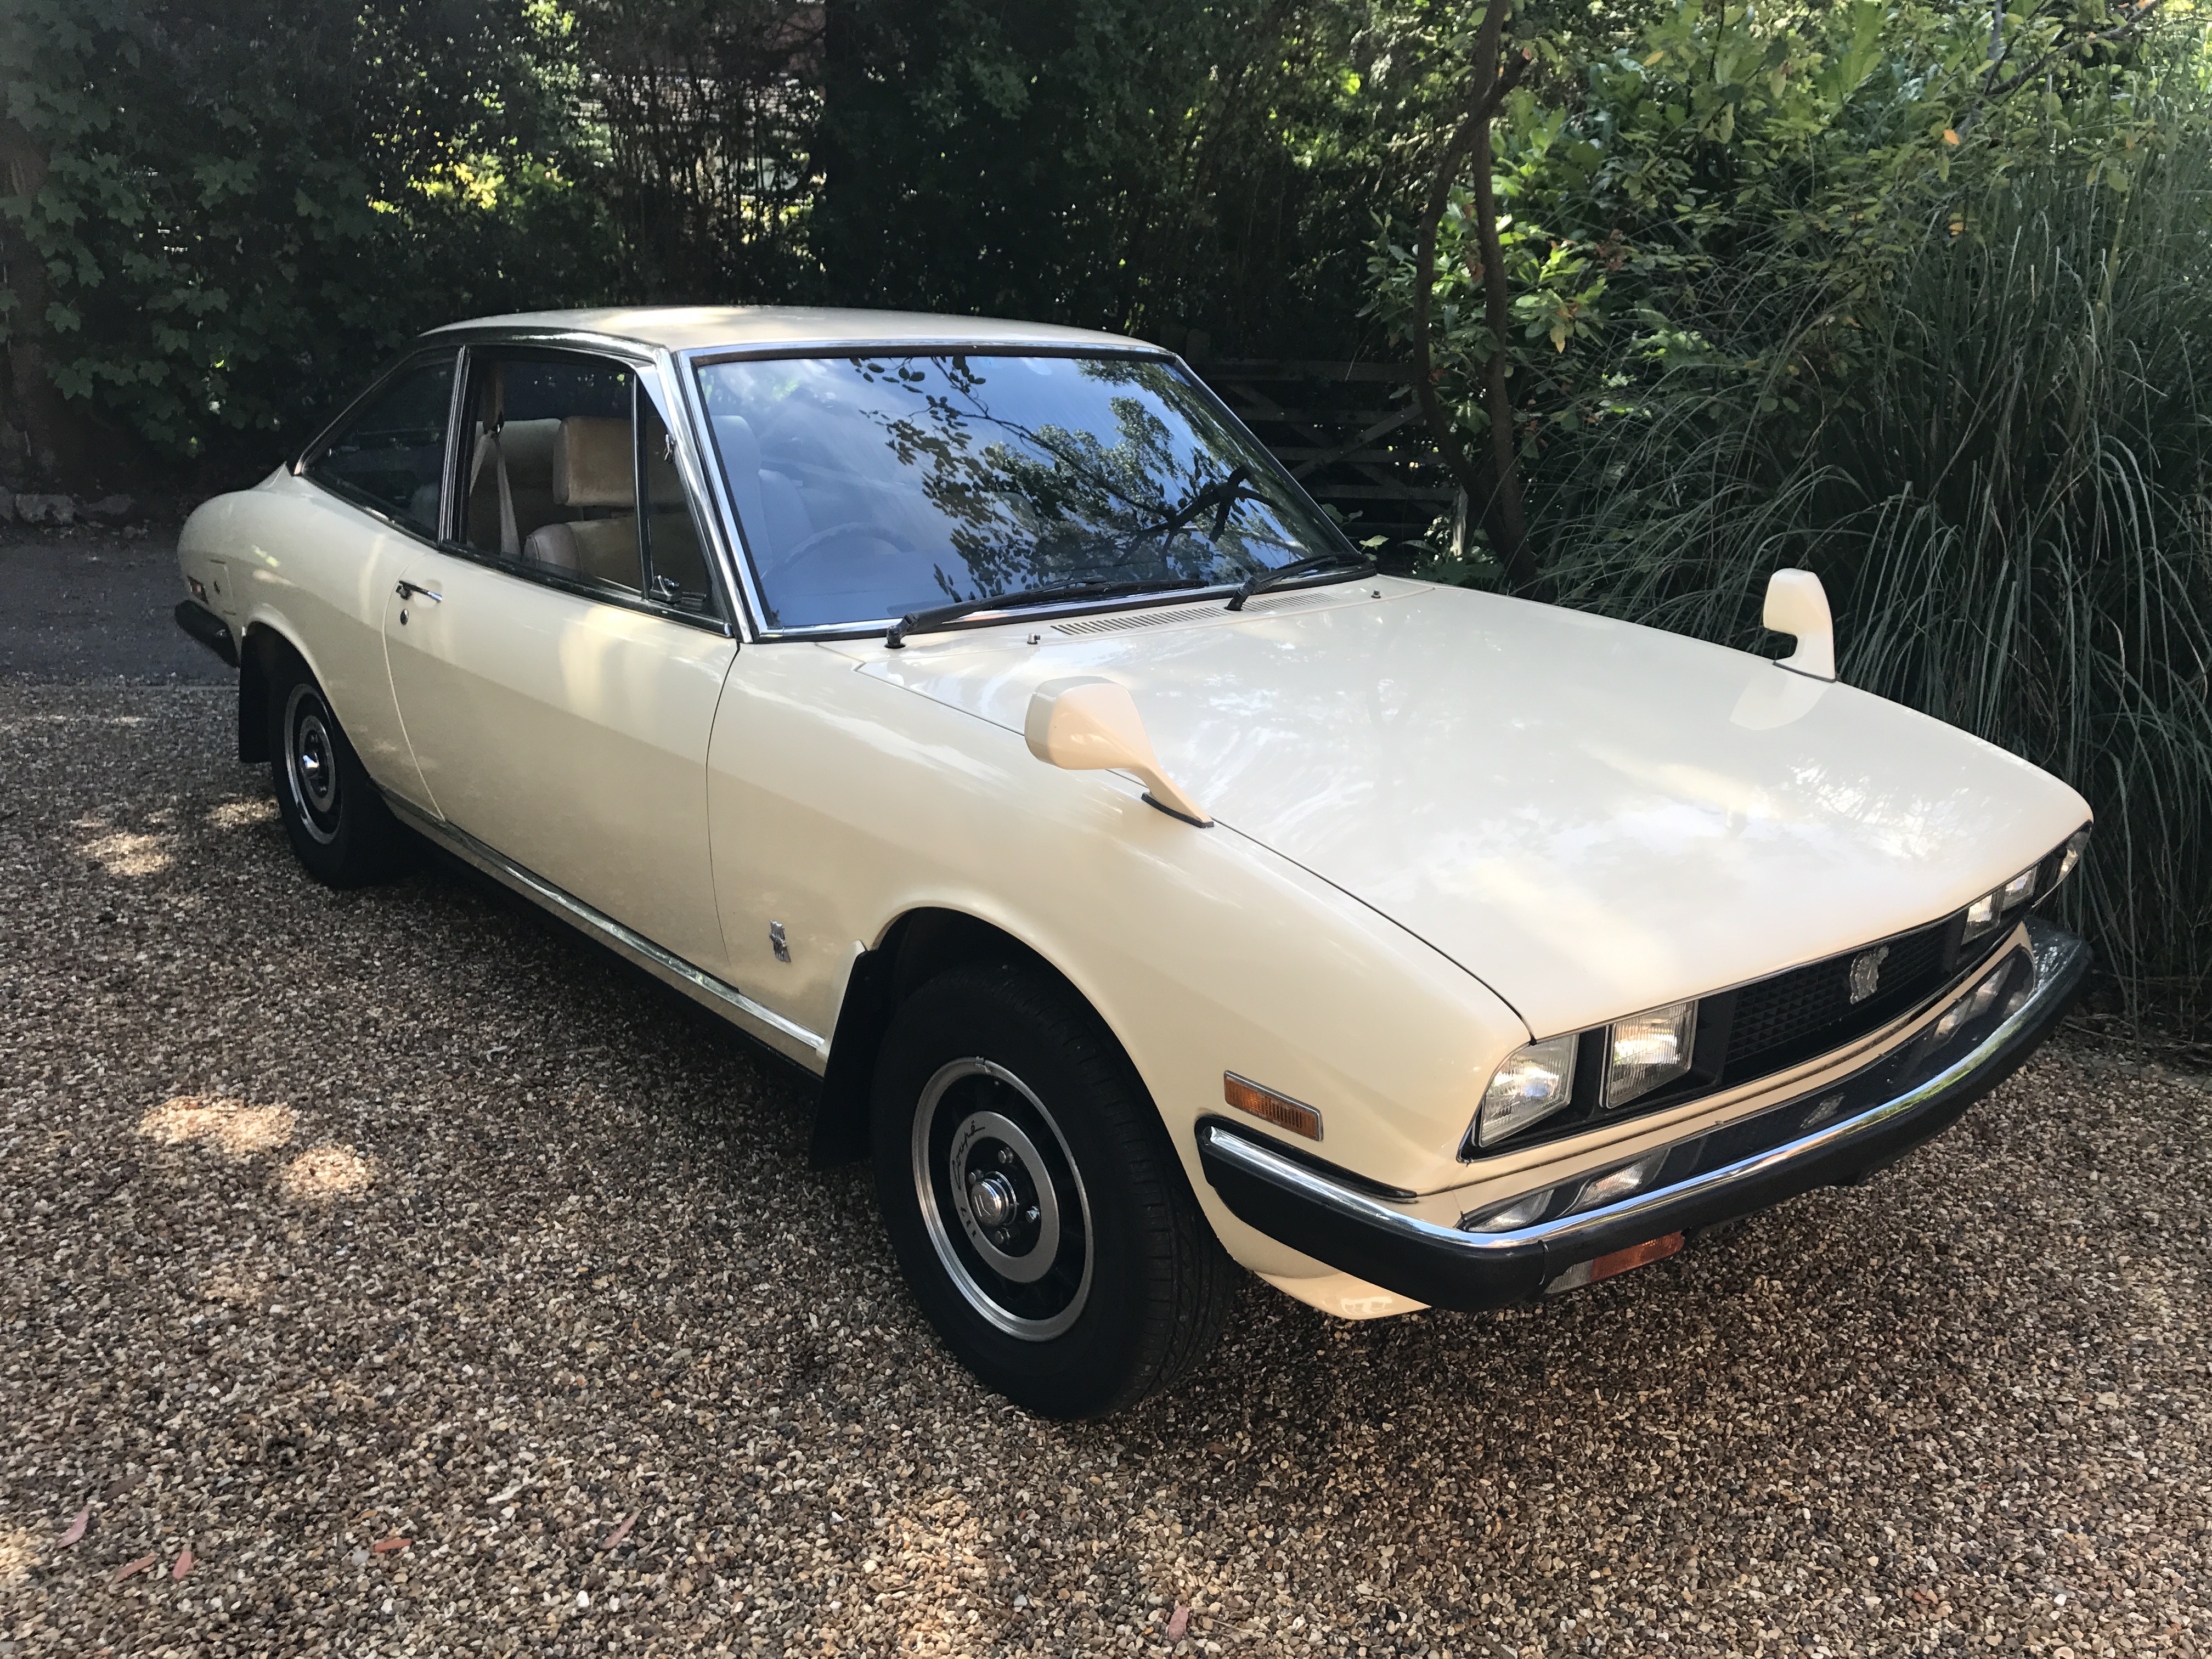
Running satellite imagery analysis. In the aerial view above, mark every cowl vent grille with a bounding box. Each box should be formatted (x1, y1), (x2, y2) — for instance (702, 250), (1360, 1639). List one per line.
(1053, 603), (1220, 637)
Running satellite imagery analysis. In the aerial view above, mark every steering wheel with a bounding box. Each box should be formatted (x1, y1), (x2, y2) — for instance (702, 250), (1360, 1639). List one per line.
(759, 521), (916, 581)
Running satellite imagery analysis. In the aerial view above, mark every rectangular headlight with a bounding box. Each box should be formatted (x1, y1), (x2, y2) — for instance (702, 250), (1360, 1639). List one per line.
(1474, 1034), (1578, 1148)
(2052, 825), (2091, 890)
(1965, 860), (2040, 941)
(1605, 1000), (1696, 1108)
(1962, 889), (1999, 940)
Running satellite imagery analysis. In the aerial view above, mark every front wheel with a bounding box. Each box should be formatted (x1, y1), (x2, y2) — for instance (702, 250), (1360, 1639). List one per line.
(266, 655), (409, 887)
(871, 962), (1236, 1417)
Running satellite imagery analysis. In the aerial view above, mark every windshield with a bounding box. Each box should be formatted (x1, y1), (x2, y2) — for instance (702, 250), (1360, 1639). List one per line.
(693, 352), (1354, 629)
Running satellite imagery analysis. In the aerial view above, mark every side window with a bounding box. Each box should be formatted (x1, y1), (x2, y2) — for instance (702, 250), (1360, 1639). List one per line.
(639, 396), (722, 617)
(304, 355), (455, 535)
(462, 352), (642, 593)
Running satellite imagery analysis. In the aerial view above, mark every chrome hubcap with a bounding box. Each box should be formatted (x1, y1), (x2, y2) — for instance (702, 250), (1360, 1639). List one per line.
(912, 1059), (1091, 1340)
(284, 684), (342, 845)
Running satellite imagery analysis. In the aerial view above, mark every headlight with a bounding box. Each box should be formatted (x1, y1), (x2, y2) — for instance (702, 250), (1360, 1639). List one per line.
(2052, 825), (2091, 890)
(1472, 1034), (1578, 1148)
(1605, 1000), (1696, 1108)
(1963, 862), (2038, 941)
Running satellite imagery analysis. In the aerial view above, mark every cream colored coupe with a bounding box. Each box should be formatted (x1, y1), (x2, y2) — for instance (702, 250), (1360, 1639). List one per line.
(175, 307), (2093, 1417)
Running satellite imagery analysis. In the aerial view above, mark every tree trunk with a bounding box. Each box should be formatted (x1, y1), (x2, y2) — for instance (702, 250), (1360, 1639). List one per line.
(1405, 0), (1539, 596)
(1468, 112), (1532, 583)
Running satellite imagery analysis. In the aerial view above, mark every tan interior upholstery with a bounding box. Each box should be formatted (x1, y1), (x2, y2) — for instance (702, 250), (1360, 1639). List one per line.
(527, 518), (642, 586)
(552, 417), (634, 509)
(466, 418), (561, 552)
(513, 416), (641, 588)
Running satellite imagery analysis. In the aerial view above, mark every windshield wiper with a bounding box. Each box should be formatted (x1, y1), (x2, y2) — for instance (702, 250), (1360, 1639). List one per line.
(885, 575), (1214, 649)
(1224, 550), (1376, 612)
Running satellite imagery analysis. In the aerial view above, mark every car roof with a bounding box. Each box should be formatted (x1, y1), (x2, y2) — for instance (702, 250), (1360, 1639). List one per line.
(424, 306), (1161, 356)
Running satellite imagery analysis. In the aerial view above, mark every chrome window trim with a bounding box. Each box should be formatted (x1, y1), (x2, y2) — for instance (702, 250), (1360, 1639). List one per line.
(416, 341), (737, 640)
(291, 343), (462, 479)
(667, 343), (770, 642)
(291, 347), (464, 546)
(397, 537), (738, 640)
(682, 340), (1181, 370)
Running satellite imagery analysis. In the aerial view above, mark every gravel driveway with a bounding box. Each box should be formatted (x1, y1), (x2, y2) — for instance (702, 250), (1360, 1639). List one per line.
(2, 544), (2208, 1658)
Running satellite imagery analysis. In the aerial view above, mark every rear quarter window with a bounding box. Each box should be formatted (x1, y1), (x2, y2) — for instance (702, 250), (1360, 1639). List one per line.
(303, 355), (457, 536)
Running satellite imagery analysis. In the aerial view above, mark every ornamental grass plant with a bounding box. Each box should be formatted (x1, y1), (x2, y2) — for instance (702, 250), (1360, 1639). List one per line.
(1539, 151), (2212, 1034)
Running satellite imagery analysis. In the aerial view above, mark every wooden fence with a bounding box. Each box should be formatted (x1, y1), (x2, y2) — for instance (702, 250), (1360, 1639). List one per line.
(1196, 359), (1455, 566)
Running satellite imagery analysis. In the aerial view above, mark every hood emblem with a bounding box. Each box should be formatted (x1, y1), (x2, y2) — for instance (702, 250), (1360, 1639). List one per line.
(1849, 945), (1890, 1004)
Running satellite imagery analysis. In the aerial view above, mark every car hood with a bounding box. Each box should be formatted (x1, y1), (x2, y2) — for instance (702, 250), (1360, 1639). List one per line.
(844, 580), (2090, 1037)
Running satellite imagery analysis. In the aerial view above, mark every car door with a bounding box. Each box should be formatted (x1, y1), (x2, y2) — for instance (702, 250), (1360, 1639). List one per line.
(382, 345), (736, 976)
(279, 349), (460, 810)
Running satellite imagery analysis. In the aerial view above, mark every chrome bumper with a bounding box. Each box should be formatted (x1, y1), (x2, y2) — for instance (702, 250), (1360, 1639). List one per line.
(1199, 916), (2090, 1311)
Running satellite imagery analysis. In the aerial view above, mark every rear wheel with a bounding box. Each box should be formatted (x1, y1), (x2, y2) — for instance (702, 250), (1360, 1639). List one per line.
(266, 655), (409, 887)
(871, 961), (1235, 1417)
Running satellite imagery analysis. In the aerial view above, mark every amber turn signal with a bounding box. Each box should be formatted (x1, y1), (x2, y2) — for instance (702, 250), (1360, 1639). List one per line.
(1589, 1232), (1683, 1283)
(1223, 1073), (1323, 1141)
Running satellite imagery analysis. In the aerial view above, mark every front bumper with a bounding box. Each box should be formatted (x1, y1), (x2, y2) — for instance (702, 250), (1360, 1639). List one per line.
(1199, 916), (2090, 1312)
(173, 598), (239, 667)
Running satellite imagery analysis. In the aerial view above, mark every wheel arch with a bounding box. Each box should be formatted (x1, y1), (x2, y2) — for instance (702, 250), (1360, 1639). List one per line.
(237, 619), (338, 761)
(809, 907), (1125, 1168)
(234, 622), (296, 764)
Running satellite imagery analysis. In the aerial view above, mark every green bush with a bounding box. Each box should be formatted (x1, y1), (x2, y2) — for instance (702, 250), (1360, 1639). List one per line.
(1364, 3), (2212, 1030)
(0, 0), (614, 473)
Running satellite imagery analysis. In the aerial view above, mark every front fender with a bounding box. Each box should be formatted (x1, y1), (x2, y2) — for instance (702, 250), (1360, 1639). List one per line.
(706, 646), (1532, 1281)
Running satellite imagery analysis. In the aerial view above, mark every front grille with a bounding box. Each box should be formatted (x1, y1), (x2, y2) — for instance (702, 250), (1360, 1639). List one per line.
(1719, 919), (1960, 1085)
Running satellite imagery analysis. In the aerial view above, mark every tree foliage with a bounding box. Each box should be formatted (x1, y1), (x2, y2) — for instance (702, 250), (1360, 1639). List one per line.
(0, 0), (612, 472)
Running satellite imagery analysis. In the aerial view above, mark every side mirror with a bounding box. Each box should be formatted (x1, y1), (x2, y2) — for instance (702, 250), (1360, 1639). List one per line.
(1763, 568), (1836, 681)
(1024, 676), (1211, 826)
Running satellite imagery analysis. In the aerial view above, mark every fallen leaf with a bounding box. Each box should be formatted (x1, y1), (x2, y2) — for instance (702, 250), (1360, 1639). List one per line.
(600, 1513), (636, 1551)
(59, 1505), (91, 1547)
(114, 1553), (157, 1583)
(371, 1537), (410, 1554)
(172, 1547), (194, 1580)
(1166, 1603), (1190, 1641)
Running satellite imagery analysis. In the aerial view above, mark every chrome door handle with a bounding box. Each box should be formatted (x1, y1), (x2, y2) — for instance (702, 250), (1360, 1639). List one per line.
(395, 580), (442, 603)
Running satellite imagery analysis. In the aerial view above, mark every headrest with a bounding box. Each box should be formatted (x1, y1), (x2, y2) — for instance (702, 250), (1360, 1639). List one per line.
(552, 416), (634, 509)
(473, 417), (560, 487)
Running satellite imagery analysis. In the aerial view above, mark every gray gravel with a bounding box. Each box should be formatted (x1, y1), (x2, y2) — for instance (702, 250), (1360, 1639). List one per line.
(2, 676), (2209, 1659)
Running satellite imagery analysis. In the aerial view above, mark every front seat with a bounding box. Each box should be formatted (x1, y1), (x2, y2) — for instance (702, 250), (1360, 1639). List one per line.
(524, 417), (641, 588)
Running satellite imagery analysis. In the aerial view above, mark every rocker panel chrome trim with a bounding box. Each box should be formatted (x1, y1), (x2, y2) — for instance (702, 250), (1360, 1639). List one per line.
(385, 795), (830, 1066)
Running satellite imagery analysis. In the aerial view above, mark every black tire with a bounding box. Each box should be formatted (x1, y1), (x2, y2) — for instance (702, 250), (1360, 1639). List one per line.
(870, 960), (1237, 1417)
(265, 653), (409, 887)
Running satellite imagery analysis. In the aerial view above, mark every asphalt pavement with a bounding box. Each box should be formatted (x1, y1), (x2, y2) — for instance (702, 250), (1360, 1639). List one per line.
(0, 528), (229, 685)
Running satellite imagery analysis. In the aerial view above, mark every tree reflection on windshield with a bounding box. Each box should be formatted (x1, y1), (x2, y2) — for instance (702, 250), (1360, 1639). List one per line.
(696, 352), (1349, 629)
